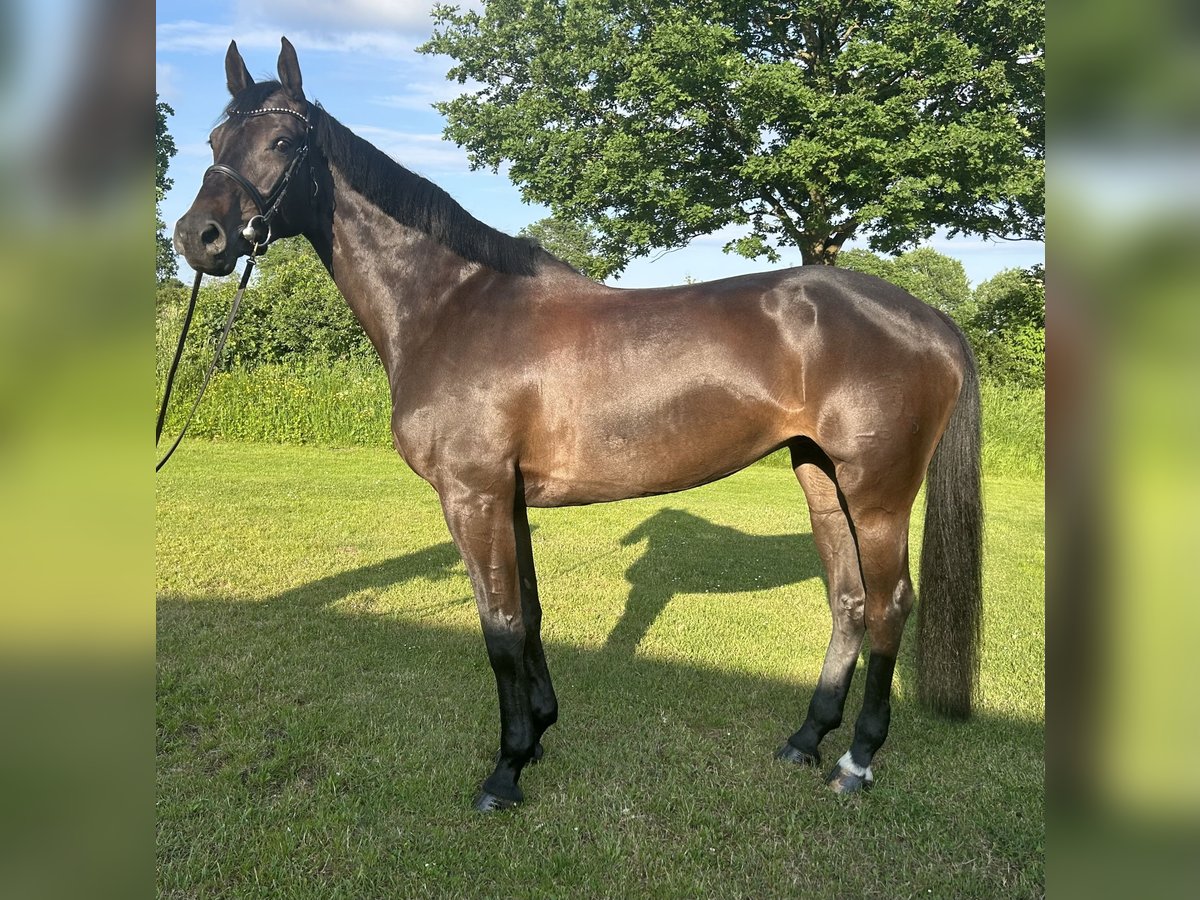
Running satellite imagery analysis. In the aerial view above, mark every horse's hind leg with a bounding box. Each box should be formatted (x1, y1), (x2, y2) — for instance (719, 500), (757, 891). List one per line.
(776, 456), (866, 768)
(824, 501), (916, 795)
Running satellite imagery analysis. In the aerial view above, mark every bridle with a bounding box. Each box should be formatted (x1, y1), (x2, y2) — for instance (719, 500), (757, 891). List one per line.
(156, 104), (316, 471)
(204, 105), (315, 253)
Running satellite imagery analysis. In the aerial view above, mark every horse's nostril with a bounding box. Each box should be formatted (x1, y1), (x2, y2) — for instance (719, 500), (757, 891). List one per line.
(200, 223), (222, 247)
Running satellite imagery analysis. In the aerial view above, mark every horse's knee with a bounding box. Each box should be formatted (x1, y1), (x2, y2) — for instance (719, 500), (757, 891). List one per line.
(832, 588), (865, 627)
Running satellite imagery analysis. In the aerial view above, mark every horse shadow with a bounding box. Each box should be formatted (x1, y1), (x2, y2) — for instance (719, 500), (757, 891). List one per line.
(249, 509), (827, 658)
(606, 508), (824, 655)
(269, 539), (469, 614)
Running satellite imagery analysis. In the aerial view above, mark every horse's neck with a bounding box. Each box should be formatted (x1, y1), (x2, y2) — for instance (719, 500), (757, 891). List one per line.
(319, 172), (491, 379)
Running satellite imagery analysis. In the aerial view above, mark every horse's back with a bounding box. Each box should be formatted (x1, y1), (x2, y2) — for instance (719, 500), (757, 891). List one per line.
(504, 265), (966, 506)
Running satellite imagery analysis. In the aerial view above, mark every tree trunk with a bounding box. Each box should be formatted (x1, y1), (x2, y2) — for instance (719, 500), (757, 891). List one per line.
(800, 235), (843, 266)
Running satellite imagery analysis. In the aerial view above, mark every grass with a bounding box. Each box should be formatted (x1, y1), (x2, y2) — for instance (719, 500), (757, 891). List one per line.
(157, 442), (1044, 898)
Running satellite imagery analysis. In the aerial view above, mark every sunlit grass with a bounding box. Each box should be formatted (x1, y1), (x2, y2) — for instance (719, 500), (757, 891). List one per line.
(157, 443), (1043, 898)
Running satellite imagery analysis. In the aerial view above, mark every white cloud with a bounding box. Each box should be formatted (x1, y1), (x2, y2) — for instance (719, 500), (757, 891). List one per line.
(371, 78), (480, 112)
(156, 63), (179, 102)
(156, 21), (417, 56)
(255, 1), (445, 32)
(350, 125), (471, 173)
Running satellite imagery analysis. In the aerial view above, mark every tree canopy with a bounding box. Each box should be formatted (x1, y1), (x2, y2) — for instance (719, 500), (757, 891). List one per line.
(422, 0), (1044, 275)
(839, 245), (973, 322)
(192, 238), (374, 368)
(518, 216), (606, 277)
(156, 96), (178, 284)
(969, 264), (1044, 385)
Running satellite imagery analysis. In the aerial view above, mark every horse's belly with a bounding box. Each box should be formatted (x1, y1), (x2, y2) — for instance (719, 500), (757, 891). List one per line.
(519, 385), (796, 507)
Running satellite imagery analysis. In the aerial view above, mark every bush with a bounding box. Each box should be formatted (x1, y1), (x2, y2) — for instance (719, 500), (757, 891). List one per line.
(156, 358), (391, 447)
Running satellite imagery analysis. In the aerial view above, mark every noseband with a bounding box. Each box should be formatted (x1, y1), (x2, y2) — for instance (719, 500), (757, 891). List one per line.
(204, 106), (314, 252)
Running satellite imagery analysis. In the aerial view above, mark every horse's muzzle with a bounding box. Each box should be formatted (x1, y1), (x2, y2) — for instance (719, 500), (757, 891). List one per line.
(174, 211), (244, 276)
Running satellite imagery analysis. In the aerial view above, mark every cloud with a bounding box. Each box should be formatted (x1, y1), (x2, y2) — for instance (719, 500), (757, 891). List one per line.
(156, 21), (417, 56)
(349, 126), (471, 173)
(155, 63), (178, 102)
(255, 1), (448, 33)
(371, 78), (481, 112)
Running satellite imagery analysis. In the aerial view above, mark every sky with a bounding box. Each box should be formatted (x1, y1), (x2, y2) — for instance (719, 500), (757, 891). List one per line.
(155, 1), (1044, 289)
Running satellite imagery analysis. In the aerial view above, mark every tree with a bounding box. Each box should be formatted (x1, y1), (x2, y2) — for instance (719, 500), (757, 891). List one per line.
(193, 238), (374, 368)
(422, 0), (1044, 275)
(156, 96), (178, 283)
(970, 264), (1044, 385)
(518, 216), (606, 277)
(839, 246), (974, 322)
(972, 263), (1044, 333)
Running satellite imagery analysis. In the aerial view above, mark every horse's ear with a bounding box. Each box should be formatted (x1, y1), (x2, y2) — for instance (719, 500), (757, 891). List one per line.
(277, 37), (305, 101)
(225, 40), (254, 96)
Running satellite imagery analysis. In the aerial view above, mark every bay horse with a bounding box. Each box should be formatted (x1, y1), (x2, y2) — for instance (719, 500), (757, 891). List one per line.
(173, 38), (983, 812)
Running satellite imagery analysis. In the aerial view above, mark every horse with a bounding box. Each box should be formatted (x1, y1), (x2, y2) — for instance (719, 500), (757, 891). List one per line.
(173, 38), (983, 812)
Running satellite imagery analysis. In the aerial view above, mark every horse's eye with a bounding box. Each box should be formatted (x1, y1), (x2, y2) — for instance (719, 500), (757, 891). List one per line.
(274, 138), (292, 152)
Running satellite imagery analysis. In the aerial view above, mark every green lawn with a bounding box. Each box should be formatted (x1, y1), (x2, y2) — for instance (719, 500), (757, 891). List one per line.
(157, 442), (1044, 898)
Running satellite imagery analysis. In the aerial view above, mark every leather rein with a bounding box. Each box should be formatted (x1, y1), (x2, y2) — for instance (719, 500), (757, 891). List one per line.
(155, 106), (314, 471)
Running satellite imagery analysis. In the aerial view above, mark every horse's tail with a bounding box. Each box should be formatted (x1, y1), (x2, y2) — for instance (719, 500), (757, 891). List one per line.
(917, 324), (983, 719)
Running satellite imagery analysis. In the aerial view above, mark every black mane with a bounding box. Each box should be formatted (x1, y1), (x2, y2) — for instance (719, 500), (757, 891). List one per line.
(309, 97), (541, 277)
(223, 83), (542, 276)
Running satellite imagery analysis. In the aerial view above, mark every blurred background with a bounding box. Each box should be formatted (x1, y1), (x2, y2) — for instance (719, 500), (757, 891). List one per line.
(0, 2), (148, 899)
(0, 0), (1197, 896)
(1051, 0), (1200, 896)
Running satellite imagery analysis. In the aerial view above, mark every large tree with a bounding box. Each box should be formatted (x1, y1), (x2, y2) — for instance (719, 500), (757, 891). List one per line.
(518, 216), (606, 277)
(423, 0), (1043, 274)
(156, 96), (178, 284)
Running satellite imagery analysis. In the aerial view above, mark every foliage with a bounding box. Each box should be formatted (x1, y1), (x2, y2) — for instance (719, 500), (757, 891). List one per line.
(518, 216), (607, 278)
(168, 239), (375, 370)
(154, 359), (391, 447)
(838, 245), (974, 322)
(156, 277), (188, 312)
(970, 265), (1045, 386)
(156, 96), (178, 284)
(422, 0), (1044, 273)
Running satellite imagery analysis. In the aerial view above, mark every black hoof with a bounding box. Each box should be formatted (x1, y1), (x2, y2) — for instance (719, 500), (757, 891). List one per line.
(775, 742), (820, 767)
(825, 764), (873, 795)
(472, 790), (521, 813)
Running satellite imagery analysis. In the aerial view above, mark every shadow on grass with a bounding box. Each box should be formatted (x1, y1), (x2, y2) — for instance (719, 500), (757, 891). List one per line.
(157, 509), (1043, 896)
(158, 507), (1033, 785)
(610, 507), (823, 654)
(246, 508), (826, 657)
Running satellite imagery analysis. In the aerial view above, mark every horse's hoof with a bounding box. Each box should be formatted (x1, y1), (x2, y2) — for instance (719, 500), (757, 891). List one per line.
(472, 790), (521, 813)
(825, 755), (874, 795)
(775, 742), (820, 767)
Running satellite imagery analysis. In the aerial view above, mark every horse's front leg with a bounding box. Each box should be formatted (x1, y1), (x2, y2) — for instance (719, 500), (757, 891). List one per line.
(440, 482), (538, 812)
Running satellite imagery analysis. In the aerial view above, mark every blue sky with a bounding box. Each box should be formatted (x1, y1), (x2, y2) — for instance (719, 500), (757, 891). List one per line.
(156, 1), (1043, 288)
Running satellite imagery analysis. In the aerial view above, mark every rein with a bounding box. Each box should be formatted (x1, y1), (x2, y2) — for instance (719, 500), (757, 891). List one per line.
(155, 105), (313, 471)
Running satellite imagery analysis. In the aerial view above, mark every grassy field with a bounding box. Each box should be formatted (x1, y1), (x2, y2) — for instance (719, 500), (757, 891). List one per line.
(156, 443), (1044, 898)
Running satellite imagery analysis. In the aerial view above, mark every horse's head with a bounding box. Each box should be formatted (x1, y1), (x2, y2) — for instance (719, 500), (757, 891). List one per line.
(174, 37), (321, 275)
